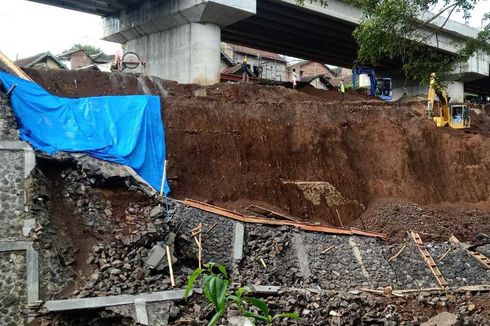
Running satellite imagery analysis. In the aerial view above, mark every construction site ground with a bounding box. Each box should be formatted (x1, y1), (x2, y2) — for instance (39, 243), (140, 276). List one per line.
(1, 68), (489, 325)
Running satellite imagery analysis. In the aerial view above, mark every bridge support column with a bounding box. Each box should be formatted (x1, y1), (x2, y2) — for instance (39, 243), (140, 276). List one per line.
(103, 0), (256, 85)
(126, 23), (221, 85)
(447, 81), (464, 103)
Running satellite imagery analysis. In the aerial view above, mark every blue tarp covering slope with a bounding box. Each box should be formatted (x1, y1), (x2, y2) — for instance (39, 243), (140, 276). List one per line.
(0, 71), (170, 194)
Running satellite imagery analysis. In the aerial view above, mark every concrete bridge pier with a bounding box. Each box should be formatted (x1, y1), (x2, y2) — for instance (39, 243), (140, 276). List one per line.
(125, 23), (221, 85)
(103, 0), (257, 85)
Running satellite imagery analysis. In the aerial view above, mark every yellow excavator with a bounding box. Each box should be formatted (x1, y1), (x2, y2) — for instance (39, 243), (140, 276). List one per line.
(426, 73), (470, 129)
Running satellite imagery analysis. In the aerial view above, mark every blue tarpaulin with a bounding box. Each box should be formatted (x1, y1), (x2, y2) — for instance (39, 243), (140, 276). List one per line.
(0, 71), (170, 194)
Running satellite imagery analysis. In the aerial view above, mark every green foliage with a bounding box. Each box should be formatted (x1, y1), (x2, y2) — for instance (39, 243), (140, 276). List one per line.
(185, 262), (299, 325)
(297, 0), (490, 86)
(63, 44), (102, 55)
(295, 0), (328, 6)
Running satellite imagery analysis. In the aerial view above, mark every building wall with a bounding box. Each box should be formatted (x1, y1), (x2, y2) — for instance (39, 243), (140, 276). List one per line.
(292, 62), (330, 78)
(46, 58), (63, 69)
(233, 52), (287, 81)
(70, 51), (94, 70)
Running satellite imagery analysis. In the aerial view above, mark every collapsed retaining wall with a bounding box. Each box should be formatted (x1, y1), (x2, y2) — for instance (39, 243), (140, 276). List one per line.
(24, 68), (490, 229)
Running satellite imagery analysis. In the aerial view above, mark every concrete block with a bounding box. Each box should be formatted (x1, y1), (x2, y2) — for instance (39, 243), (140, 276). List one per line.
(146, 245), (166, 268)
(293, 233), (311, 280)
(233, 222), (244, 260)
(134, 298), (149, 325)
(26, 243), (39, 304)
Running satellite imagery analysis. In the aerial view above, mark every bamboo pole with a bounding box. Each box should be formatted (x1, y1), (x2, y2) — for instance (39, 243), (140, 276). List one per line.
(166, 245), (175, 287)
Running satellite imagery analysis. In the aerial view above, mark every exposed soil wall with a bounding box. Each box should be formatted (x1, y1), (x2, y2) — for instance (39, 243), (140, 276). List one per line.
(24, 69), (490, 227)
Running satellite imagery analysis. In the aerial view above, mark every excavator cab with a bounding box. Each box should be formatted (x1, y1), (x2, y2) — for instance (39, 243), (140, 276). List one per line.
(449, 104), (471, 129)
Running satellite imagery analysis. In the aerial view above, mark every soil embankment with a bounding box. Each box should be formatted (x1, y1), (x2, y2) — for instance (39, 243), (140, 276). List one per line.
(25, 69), (490, 238)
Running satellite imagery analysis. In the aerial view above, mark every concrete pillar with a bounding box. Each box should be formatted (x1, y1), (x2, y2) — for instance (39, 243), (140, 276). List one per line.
(126, 23), (221, 85)
(103, 0), (256, 85)
(447, 81), (464, 103)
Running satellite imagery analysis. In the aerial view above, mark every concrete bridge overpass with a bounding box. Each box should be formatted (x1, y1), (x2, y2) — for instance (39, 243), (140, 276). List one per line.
(28, 0), (490, 99)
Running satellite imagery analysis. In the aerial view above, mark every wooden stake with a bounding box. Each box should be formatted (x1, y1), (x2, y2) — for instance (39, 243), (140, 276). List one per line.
(438, 248), (452, 261)
(321, 245), (336, 255)
(260, 258), (267, 269)
(206, 222), (218, 234)
(166, 245), (175, 287)
(159, 160), (168, 196)
(198, 224), (202, 270)
(335, 209), (344, 228)
(361, 288), (405, 298)
(388, 244), (407, 262)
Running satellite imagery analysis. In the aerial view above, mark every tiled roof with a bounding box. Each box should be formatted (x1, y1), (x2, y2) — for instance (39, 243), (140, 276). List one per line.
(229, 44), (286, 62)
(15, 52), (68, 69)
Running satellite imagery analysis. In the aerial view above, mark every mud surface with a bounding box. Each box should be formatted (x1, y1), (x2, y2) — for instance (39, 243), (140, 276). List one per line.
(24, 69), (490, 242)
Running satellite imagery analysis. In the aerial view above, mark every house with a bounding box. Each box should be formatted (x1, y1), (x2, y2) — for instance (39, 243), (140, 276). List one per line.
(57, 50), (115, 72)
(15, 52), (68, 70)
(57, 49), (94, 70)
(90, 52), (115, 72)
(220, 43), (287, 81)
(287, 60), (339, 89)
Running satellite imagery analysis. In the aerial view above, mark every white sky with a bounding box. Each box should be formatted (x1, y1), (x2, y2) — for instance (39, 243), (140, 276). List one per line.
(0, 0), (121, 60)
(0, 0), (488, 62)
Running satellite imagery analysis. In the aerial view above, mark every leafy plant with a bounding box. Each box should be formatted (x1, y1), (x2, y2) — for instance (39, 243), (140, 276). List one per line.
(296, 0), (490, 87)
(185, 262), (299, 326)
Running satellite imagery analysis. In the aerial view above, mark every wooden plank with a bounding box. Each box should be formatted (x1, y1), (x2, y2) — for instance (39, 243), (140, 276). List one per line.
(247, 204), (300, 222)
(410, 231), (448, 288)
(0, 51), (33, 81)
(450, 235), (490, 270)
(183, 199), (387, 239)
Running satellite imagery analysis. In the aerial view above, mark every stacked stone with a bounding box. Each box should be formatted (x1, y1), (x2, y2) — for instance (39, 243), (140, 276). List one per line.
(0, 94), (18, 141)
(0, 93), (29, 325)
(0, 252), (27, 326)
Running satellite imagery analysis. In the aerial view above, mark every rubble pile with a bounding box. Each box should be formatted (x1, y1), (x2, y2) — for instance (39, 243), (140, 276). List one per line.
(354, 199), (490, 243)
(80, 209), (188, 297)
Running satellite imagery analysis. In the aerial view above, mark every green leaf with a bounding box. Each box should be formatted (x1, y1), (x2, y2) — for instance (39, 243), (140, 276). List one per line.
(185, 268), (202, 301)
(215, 263), (228, 279)
(203, 275), (228, 312)
(243, 310), (269, 321)
(245, 297), (270, 317)
(203, 276), (216, 306)
(272, 312), (300, 320)
(235, 287), (248, 298)
(208, 309), (225, 326)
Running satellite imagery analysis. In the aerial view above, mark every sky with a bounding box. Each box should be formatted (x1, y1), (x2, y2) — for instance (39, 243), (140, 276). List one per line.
(0, 0), (488, 62)
(0, 0), (121, 60)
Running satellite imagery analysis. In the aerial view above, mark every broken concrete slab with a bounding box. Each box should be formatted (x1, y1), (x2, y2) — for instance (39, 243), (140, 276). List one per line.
(228, 316), (254, 326)
(249, 285), (281, 294)
(146, 245), (166, 269)
(22, 218), (36, 237)
(421, 312), (459, 326)
(44, 289), (188, 312)
(150, 205), (164, 219)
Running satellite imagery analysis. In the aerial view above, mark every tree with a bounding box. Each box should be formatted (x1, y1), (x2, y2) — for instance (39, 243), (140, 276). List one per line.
(296, 0), (490, 86)
(63, 44), (102, 56)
